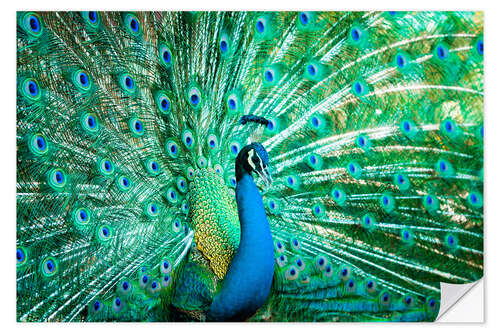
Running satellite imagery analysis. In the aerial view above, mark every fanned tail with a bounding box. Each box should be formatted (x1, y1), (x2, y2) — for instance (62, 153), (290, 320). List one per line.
(16, 11), (483, 322)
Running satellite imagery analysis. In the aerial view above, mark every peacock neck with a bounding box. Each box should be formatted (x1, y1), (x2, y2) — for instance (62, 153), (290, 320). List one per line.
(236, 172), (272, 243)
(207, 171), (275, 321)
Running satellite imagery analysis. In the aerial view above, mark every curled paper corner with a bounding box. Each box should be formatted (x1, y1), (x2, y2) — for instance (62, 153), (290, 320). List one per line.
(436, 278), (484, 322)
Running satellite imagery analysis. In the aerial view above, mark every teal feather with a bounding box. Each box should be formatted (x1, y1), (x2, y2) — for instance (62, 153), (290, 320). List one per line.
(17, 11), (483, 322)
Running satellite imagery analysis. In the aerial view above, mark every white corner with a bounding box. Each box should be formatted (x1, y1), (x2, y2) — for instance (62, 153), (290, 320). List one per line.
(437, 278), (484, 322)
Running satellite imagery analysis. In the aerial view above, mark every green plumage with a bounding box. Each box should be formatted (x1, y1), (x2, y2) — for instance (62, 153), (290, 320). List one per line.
(16, 11), (483, 322)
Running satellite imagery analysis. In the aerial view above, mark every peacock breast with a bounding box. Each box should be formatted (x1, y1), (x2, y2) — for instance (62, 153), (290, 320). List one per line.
(188, 168), (241, 279)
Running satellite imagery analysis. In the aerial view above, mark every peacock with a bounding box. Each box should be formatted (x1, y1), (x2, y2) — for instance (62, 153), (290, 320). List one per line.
(16, 11), (484, 322)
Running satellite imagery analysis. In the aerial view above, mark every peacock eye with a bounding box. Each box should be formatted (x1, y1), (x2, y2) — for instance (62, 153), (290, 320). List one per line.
(252, 156), (260, 163)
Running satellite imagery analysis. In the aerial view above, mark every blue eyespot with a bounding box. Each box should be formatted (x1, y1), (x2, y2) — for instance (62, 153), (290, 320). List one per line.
(354, 82), (363, 94)
(87, 115), (97, 129)
(396, 54), (406, 68)
(444, 120), (454, 133)
(163, 49), (171, 63)
(437, 46), (445, 59)
(379, 193), (395, 212)
(429, 298), (436, 308)
(35, 135), (46, 150)
(54, 170), (63, 184)
(265, 70), (274, 82)
(267, 121), (274, 131)
(351, 28), (361, 41)
(122, 281), (129, 290)
(256, 19), (265, 33)
(231, 144), (239, 154)
(128, 118), (144, 137)
(365, 279), (377, 293)
(29, 15), (40, 32)
(299, 12), (309, 25)
(228, 98), (236, 110)
(98, 158), (114, 176)
(93, 301), (101, 312)
(477, 39), (484, 56)
(165, 187), (178, 204)
(17, 248), (26, 263)
(40, 256), (59, 277)
(129, 17), (139, 32)
(190, 94), (199, 105)
(169, 142), (177, 154)
(220, 40), (228, 52)
(307, 64), (316, 76)
(45, 260), (54, 272)
(190, 93), (199, 105)
(142, 275), (148, 284)
(27, 80), (38, 97)
(312, 116), (319, 127)
(182, 130), (194, 149)
(79, 209), (88, 222)
(23, 13), (44, 37)
(88, 11), (97, 23)
(446, 234), (458, 248)
(435, 44), (449, 60)
(125, 76), (134, 90)
(79, 72), (89, 87)
(403, 121), (411, 132)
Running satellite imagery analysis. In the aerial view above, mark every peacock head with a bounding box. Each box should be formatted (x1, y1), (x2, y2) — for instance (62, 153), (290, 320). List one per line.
(236, 142), (272, 187)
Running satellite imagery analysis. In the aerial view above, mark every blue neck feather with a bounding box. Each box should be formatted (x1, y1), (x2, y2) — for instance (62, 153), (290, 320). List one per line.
(207, 172), (275, 321)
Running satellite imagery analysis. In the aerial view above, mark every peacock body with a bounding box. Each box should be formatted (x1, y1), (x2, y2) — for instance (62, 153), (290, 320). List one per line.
(16, 11), (483, 322)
